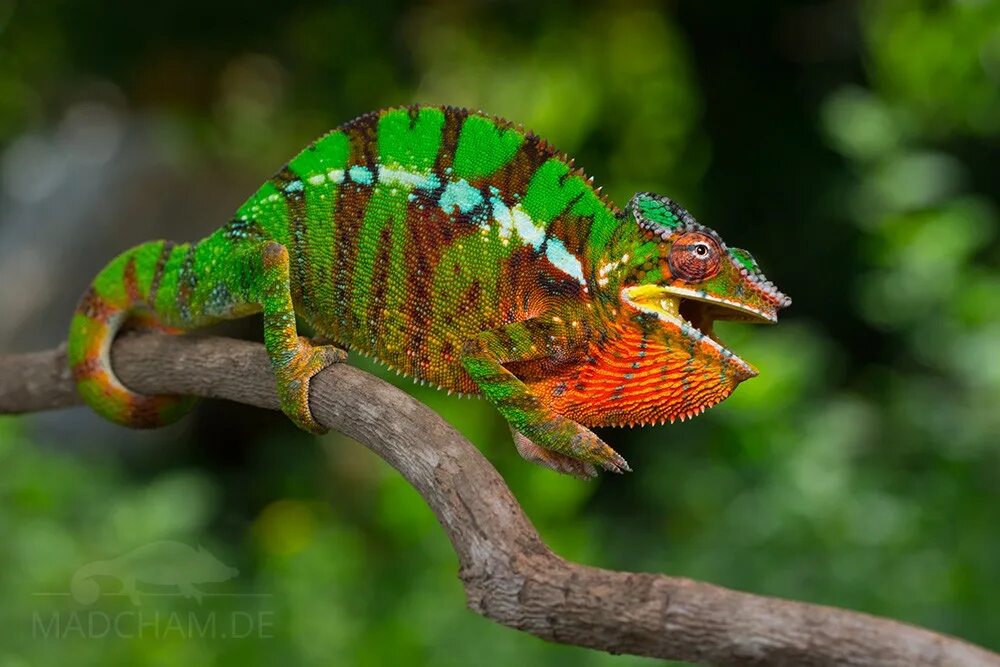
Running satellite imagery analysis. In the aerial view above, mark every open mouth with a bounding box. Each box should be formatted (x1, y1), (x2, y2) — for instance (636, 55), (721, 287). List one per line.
(622, 284), (777, 364)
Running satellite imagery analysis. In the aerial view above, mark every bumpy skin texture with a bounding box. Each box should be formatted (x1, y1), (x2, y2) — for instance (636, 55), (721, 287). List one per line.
(68, 106), (790, 478)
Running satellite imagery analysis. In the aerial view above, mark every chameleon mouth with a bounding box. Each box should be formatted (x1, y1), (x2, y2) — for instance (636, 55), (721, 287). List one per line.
(661, 285), (779, 325)
(622, 285), (776, 376)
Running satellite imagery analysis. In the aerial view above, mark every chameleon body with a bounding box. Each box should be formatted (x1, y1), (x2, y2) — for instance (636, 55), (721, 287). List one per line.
(69, 106), (790, 478)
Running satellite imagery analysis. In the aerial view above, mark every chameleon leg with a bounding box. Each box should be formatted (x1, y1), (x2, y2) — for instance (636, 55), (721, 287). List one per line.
(462, 320), (630, 474)
(259, 242), (346, 433)
(193, 240), (346, 434)
(511, 428), (598, 480)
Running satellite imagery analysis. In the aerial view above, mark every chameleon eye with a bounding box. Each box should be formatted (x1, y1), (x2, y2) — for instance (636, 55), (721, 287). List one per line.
(669, 232), (722, 282)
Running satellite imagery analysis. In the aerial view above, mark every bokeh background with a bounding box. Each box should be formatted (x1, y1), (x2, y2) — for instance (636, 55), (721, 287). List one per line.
(1, 0), (998, 664)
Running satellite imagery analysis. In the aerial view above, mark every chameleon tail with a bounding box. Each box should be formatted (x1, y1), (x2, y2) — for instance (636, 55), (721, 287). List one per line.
(67, 240), (196, 427)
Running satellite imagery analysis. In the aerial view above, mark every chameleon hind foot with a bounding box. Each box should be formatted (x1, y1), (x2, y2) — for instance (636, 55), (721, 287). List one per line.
(274, 336), (347, 434)
(512, 429), (597, 480)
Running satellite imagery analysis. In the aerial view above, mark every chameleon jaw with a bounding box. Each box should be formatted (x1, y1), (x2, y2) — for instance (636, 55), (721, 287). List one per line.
(620, 284), (764, 376)
(660, 285), (779, 324)
(621, 286), (716, 340)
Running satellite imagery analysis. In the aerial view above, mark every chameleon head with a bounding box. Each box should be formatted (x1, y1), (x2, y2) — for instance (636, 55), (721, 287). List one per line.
(617, 191), (791, 395)
(537, 192), (789, 428)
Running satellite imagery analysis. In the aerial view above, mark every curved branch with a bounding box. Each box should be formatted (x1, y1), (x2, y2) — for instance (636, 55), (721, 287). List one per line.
(1, 333), (997, 667)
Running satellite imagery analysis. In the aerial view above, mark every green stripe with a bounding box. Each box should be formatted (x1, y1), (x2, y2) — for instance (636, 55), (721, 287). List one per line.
(587, 207), (618, 254)
(383, 208), (409, 348)
(91, 251), (131, 305)
(67, 313), (96, 366)
(127, 241), (166, 299)
(289, 130), (350, 180)
(350, 185), (407, 339)
(176, 244), (198, 317)
(377, 108), (445, 170)
(452, 115), (523, 179)
(300, 182), (336, 316)
(153, 244), (193, 320)
(288, 131), (350, 319)
(521, 158), (588, 225)
(236, 181), (290, 249)
(147, 240), (174, 306)
(568, 189), (617, 254)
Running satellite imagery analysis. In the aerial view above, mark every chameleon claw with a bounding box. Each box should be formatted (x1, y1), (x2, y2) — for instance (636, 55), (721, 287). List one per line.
(600, 452), (631, 474)
(275, 338), (347, 434)
(559, 426), (633, 475)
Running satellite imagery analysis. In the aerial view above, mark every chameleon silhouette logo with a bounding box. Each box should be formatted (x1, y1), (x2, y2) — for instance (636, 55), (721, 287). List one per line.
(70, 542), (239, 605)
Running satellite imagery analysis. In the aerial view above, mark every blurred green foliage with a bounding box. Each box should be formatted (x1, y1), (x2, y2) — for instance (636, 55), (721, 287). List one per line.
(0, 1), (997, 665)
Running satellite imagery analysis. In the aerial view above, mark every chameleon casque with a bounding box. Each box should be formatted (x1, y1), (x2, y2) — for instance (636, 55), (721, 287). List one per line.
(69, 106), (790, 478)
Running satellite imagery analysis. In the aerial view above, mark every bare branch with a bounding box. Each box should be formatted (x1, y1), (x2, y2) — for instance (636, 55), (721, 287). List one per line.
(1, 333), (997, 667)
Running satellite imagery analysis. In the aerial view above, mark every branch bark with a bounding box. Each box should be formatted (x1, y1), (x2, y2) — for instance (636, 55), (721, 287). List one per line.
(1, 333), (997, 667)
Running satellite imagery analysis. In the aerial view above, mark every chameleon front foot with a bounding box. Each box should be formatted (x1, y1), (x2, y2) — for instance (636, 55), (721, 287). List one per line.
(512, 429), (598, 480)
(274, 336), (348, 434)
(569, 427), (631, 474)
(533, 416), (631, 475)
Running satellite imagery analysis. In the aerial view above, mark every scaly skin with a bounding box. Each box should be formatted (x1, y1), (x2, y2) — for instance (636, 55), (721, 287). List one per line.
(68, 106), (790, 478)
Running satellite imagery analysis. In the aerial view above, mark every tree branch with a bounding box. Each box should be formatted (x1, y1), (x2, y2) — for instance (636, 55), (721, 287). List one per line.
(1, 333), (997, 667)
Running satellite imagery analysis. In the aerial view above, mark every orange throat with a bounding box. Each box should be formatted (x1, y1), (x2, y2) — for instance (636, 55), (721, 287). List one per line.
(525, 316), (756, 428)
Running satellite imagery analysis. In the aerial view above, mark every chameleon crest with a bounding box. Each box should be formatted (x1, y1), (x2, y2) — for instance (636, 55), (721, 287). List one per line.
(68, 106), (790, 478)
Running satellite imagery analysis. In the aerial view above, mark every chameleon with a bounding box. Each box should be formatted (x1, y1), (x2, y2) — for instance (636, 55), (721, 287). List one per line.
(68, 105), (790, 479)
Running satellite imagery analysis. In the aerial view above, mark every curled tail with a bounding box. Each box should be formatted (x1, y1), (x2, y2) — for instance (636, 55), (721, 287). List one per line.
(68, 240), (196, 428)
